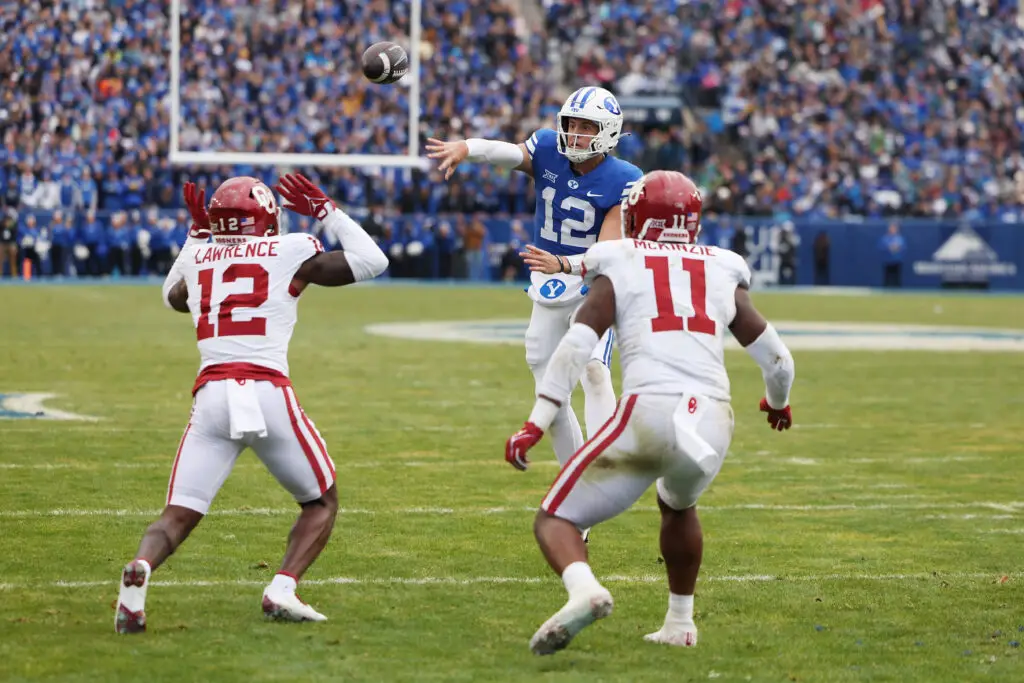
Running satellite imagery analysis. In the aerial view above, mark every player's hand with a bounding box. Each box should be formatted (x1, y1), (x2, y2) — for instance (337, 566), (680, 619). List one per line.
(520, 244), (565, 274)
(275, 173), (336, 221)
(183, 182), (211, 238)
(505, 421), (544, 471)
(759, 398), (792, 431)
(425, 138), (468, 181)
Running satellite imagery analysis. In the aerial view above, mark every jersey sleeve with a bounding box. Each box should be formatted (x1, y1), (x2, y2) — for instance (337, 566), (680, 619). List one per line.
(719, 248), (752, 288)
(618, 164), (644, 203)
(524, 128), (557, 160)
(280, 232), (325, 273)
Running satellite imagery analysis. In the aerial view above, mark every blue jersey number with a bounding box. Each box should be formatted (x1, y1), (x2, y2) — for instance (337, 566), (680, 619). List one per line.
(540, 187), (597, 249)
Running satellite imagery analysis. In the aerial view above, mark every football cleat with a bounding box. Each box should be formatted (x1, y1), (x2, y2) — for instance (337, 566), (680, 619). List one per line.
(529, 588), (613, 655)
(115, 559), (151, 634)
(644, 622), (698, 647)
(262, 587), (327, 622)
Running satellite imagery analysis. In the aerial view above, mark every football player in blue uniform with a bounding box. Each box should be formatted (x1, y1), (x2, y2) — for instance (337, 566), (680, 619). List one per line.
(427, 86), (643, 474)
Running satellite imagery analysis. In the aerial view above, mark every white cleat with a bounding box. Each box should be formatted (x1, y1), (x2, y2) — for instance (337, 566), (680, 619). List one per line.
(262, 587), (327, 622)
(644, 622), (698, 647)
(529, 588), (613, 655)
(115, 559), (151, 634)
(580, 527), (591, 544)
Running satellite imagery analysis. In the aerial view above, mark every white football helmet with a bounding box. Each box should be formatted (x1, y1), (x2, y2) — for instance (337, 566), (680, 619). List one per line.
(556, 86), (624, 164)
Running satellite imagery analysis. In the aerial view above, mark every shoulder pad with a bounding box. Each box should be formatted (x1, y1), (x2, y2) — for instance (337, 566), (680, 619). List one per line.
(582, 239), (633, 283)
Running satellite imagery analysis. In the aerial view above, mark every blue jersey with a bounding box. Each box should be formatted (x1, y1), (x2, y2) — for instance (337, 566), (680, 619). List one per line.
(525, 128), (642, 257)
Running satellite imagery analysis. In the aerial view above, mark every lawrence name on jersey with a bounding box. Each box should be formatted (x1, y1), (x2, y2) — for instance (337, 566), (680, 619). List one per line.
(504, 171), (796, 656)
(115, 174), (388, 635)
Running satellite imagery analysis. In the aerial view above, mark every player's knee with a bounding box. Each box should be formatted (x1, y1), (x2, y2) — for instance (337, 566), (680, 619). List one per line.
(322, 485), (339, 515)
(302, 485), (338, 516)
(581, 359), (612, 391)
(161, 504), (204, 533)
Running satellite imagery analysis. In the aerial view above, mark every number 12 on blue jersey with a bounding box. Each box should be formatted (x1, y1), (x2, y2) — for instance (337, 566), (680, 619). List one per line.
(539, 186), (598, 249)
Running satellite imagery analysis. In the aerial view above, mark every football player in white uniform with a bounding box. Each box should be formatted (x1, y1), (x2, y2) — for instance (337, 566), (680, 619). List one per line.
(115, 174), (388, 634)
(504, 171), (796, 655)
(427, 88), (642, 480)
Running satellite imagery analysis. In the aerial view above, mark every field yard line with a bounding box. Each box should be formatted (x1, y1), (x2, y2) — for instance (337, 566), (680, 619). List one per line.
(1, 571), (1019, 592)
(0, 453), (995, 471)
(2, 501), (1022, 519)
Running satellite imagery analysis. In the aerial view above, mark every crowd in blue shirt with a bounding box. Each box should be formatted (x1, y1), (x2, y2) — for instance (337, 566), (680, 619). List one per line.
(546, 0), (1024, 222)
(1, 0), (1021, 279)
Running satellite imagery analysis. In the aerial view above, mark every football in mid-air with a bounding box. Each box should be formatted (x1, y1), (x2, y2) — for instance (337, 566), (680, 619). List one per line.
(361, 42), (409, 84)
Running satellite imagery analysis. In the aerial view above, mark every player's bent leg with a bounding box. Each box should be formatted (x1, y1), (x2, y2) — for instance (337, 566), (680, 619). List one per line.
(529, 511), (613, 656)
(116, 504), (204, 635)
(262, 486), (336, 623)
(254, 384), (337, 622)
(643, 496), (701, 648)
(643, 396), (734, 646)
(576, 328), (617, 542)
(117, 402), (240, 635)
(579, 328), (616, 440)
(526, 303), (584, 465)
(530, 396), (657, 655)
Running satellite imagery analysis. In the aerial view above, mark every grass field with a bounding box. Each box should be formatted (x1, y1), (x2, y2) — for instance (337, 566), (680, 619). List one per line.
(1, 284), (1023, 683)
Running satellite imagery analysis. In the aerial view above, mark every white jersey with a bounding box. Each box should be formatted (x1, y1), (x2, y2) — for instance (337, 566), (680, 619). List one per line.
(583, 239), (751, 400)
(178, 233), (323, 383)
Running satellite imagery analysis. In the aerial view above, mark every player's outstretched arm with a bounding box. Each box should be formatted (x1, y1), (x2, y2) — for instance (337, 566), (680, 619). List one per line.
(276, 173), (389, 288)
(426, 137), (532, 180)
(730, 286), (795, 430)
(505, 276), (616, 470)
(521, 209), (626, 276)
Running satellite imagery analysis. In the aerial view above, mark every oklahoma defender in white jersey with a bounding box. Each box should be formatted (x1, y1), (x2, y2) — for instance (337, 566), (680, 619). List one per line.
(504, 171), (796, 655)
(114, 174), (388, 634)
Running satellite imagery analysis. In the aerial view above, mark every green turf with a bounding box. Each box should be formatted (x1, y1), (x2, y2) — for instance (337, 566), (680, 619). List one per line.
(1, 285), (1022, 682)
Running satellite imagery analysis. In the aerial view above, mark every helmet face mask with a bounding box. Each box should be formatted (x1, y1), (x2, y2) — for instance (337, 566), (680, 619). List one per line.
(621, 171), (704, 244)
(208, 177), (280, 242)
(556, 86), (624, 164)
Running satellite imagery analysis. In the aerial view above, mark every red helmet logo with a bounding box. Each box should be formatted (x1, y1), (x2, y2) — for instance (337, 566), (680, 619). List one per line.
(622, 170), (704, 244)
(208, 177), (280, 242)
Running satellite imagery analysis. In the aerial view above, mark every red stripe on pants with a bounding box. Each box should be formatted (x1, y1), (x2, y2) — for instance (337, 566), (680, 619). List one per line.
(282, 388), (328, 494)
(166, 422), (193, 505)
(543, 395), (638, 515)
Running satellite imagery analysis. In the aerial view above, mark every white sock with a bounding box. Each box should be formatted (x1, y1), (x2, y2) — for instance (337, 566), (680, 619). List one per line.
(136, 559), (152, 577)
(269, 572), (297, 595)
(580, 360), (615, 439)
(665, 593), (694, 625)
(561, 561), (602, 599)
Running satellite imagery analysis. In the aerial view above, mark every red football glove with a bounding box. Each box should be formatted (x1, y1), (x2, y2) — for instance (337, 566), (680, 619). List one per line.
(505, 422), (544, 471)
(759, 398), (792, 431)
(183, 182), (211, 239)
(275, 173), (335, 221)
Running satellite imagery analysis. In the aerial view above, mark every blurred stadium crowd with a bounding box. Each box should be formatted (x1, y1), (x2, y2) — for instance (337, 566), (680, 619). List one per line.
(0, 0), (1021, 279)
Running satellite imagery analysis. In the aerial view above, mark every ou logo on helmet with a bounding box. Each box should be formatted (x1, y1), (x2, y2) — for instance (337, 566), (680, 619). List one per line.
(603, 97), (621, 116)
(252, 184), (278, 215)
(540, 278), (567, 300)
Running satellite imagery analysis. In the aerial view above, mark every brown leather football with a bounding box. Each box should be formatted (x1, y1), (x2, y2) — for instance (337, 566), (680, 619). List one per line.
(361, 42), (409, 85)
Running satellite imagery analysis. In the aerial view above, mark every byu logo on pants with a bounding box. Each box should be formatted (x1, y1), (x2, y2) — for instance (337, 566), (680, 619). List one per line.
(540, 279), (567, 300)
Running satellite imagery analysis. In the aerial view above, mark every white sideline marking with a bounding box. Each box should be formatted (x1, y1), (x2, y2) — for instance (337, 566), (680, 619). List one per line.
(0, 452), (996, 471)
(0, 571), (1018, 592)
(981, 529), (1024, 534)
(2, 501), (1022, 519)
